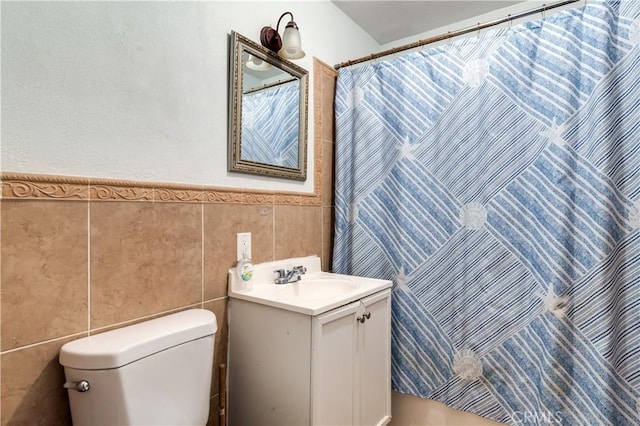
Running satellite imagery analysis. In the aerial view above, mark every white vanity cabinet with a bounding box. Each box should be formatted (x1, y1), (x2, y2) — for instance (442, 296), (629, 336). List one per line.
(228, 288), (391, 426)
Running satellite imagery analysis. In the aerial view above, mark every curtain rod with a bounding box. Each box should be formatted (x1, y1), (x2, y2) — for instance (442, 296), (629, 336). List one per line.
(334, 0), (581, 70)
(243, 77), (297, 95)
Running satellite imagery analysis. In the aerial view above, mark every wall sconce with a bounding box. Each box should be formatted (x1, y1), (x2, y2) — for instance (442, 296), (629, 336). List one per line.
(260, 12), (305, 60)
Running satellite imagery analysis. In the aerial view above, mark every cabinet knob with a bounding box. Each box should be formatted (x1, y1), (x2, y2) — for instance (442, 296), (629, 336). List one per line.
(357, 312), (371, 323)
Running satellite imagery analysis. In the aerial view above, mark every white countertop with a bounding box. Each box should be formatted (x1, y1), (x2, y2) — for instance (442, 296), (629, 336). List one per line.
(228, 256), (392, 316)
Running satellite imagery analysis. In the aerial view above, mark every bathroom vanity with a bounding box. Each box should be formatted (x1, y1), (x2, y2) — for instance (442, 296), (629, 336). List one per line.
(227, 256), (392, 426)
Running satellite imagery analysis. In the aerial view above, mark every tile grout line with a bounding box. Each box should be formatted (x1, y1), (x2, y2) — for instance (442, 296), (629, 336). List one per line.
(0, 296), (229, 356)
(91, 302), (209, 335)
(0, 332), (90, 355)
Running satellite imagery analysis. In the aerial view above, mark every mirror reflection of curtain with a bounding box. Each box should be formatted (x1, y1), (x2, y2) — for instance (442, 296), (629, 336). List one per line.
(241, 80), (300, 168)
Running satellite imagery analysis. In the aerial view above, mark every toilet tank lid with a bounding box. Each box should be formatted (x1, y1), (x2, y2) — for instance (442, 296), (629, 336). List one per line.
(59, 309), (217, 370)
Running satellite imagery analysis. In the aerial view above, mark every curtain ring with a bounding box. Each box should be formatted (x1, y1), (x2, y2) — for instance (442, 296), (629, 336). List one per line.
(542, 4), (547, 20)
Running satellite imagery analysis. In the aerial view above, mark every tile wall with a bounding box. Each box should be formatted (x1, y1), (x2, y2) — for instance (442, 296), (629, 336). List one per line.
(0, 59), (337, 425)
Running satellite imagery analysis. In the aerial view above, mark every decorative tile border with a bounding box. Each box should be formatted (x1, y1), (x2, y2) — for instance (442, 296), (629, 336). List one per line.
(154, 185), (204, 203)
(1, 59), (334, 207)
(90, 178), (154, 201)
(1, 172), (323, 206)
(2, 173), (90, 200)
(202, 188), (245, 204)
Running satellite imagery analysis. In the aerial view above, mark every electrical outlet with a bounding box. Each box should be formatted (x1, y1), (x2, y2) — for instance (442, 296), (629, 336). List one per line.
(236, 232), (251, 261)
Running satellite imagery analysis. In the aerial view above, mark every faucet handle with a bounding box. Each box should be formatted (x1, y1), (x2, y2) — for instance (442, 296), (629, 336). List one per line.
(273, 269), (286, 278)
(293, 265), (307, 274)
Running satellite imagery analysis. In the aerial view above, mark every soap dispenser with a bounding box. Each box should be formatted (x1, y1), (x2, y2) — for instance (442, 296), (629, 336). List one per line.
(235, 248), (254, 292)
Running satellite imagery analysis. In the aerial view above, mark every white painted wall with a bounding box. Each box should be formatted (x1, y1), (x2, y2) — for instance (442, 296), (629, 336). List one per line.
(1, 0), (379, 192)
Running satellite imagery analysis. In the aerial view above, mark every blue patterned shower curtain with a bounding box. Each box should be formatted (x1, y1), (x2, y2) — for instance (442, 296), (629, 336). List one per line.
(333, 1), (640, 424)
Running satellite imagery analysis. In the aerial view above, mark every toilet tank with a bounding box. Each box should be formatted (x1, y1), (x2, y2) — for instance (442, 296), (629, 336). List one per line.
(59, 309), (217, 426)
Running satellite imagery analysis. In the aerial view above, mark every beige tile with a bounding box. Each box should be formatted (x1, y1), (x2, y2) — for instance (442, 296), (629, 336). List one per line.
(1, 201), (88, 350)
(321, 140), (334, 207)
(203, 204), (273, 300)
(1, 337), (76, 425)
(203, 299), (228, 405)
(319, 69), (337, 142)
(90, 202), (202, 328)
(322, 207), (334, 272)
(274, 205), (323, 260)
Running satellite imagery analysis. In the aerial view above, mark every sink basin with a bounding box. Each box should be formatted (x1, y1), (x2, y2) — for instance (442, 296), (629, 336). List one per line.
(275, 279), (360, 300)
(228, 255), (392, 315)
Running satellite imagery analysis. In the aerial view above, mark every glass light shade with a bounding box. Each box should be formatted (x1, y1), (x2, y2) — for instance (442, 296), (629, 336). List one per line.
(246, 55), (271, 71)
(278, 24), (305, 59)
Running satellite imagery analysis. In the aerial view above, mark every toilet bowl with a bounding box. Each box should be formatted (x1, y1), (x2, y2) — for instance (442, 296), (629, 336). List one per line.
(59, 309), (217, 426)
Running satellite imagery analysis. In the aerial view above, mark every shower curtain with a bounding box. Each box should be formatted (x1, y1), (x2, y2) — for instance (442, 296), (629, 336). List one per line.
(333, 1), (640, 424)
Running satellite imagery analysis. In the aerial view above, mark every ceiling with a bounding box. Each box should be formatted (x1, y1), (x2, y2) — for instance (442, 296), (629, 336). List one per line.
(332, 1), (523, 45)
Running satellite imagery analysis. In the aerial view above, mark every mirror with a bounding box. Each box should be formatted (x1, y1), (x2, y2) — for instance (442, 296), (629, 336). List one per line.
(228, 31), (309, 181)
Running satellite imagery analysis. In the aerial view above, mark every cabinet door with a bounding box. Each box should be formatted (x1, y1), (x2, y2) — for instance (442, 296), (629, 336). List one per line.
(357, 289), (392, 426)
(311, 301), (359, 425)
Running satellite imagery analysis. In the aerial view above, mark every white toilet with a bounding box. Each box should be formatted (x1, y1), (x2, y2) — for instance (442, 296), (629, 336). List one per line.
(59, 309), (217, 426)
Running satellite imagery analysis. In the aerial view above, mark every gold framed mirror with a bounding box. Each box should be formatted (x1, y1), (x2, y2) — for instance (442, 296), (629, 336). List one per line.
(228, 31), (309, 181)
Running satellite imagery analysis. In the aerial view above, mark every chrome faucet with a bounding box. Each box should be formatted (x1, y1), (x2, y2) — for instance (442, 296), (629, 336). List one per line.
(274, 265), (307, 284)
